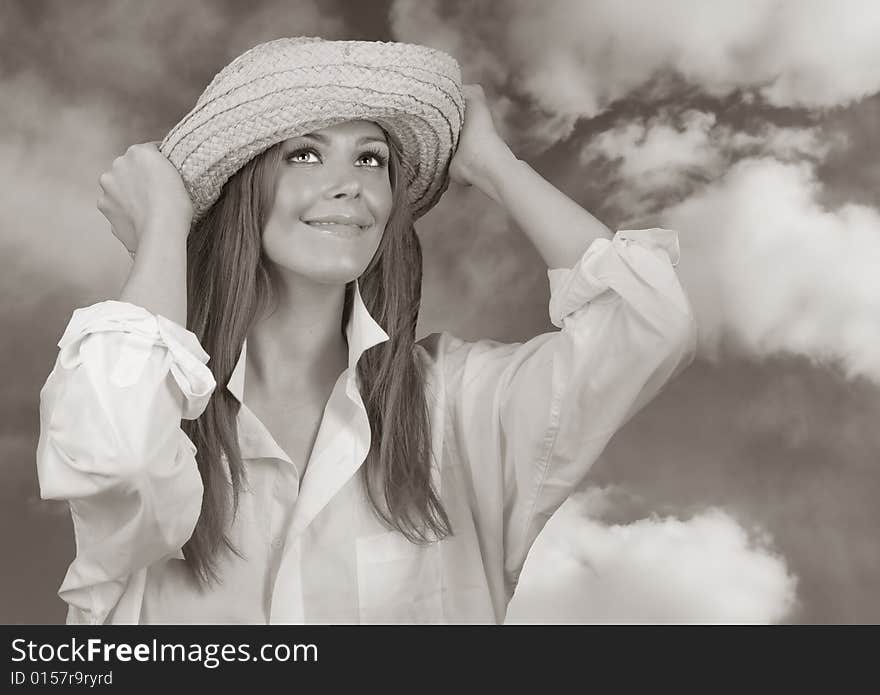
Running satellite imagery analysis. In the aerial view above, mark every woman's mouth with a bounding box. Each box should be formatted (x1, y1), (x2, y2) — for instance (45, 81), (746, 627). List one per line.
(304, 220), (369, 237)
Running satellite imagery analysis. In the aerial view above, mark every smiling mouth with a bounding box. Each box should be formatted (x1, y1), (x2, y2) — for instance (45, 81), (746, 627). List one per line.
(304, 220), (369, 236)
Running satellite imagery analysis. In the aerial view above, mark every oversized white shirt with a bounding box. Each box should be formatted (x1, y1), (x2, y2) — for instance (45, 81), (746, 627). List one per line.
(36, 227), (697, 624)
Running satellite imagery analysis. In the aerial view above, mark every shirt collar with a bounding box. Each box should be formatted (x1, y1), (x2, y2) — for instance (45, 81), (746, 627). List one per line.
(226, 278), (390, 406)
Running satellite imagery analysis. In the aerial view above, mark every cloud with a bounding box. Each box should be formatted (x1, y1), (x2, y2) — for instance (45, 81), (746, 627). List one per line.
(508, 486), (798, 623)
(0, 70), (130, 309)
(666, 156), (880, 382)
(563, 104), (880, 384)
(588, 356), (880, 623)
(0, 1), (347, 127)
(579, 108), (840, 222)
(390, 0), (880, 152)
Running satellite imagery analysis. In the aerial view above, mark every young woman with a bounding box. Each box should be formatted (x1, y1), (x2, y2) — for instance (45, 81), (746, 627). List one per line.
(36, 37), (697, 624)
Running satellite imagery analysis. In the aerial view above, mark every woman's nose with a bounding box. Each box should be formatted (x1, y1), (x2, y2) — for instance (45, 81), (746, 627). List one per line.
(322, 169), (362, 198)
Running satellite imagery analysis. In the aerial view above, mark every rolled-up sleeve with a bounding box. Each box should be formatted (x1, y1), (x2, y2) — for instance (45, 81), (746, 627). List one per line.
(36, 300), (216, 624)
(442, 228), (697, 602)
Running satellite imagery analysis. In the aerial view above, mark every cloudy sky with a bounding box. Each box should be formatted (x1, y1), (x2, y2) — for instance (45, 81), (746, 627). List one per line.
(2, 0), (878, 623)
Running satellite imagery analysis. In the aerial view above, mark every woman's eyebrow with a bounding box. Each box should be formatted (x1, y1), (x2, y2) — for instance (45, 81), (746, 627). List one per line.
(296, 133), (388, 146)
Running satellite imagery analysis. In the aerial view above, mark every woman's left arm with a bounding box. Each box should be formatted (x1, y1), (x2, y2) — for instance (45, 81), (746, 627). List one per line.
(443, 85), (699, 605)
(449, 84), (614, 269)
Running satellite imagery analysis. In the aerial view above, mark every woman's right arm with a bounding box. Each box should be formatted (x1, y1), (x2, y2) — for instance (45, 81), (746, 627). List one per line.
(107, 142), (194, 327)
(119, 221), (189, 329)
(35, 144), (213, 624)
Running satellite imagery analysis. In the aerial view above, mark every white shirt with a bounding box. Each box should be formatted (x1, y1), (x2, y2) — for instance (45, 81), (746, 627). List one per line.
(36, 227), (697, 624)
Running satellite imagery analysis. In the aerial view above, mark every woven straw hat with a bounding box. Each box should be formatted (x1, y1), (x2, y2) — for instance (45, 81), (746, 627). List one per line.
(159, 36), (465, 223)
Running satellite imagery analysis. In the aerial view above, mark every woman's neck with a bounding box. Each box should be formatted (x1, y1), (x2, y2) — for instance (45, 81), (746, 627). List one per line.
(244, 279), (349, 404)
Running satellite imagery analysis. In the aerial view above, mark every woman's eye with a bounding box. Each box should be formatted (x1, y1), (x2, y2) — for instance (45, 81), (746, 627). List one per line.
(287, 149), (318, 163)
(359, 151), (388, 168)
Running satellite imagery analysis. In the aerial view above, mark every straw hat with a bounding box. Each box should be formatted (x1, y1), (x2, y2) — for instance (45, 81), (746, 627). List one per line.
(159, 36), (465, 223)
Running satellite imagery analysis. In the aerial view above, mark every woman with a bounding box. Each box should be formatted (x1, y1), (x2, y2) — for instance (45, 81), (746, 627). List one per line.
(36, 37), (696, 624)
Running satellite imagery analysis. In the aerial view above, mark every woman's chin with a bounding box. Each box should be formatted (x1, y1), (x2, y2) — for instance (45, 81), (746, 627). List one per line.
(269, 259), (372, 287)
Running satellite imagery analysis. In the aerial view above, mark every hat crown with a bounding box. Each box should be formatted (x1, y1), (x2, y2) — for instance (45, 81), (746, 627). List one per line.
(197, 37), (462, 110)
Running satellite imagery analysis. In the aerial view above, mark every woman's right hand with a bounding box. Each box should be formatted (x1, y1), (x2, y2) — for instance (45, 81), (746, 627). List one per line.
(97, 142), (194, 256)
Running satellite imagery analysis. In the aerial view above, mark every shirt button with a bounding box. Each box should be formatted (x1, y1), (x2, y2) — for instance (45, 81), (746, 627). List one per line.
(271, 537), (284, 549)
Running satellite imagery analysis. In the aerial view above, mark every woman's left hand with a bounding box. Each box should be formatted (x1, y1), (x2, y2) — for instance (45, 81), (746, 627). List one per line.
(449, 84), (511, 188)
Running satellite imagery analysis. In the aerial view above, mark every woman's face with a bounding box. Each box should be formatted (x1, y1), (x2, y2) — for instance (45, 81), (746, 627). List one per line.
(261, 119), (393, 285)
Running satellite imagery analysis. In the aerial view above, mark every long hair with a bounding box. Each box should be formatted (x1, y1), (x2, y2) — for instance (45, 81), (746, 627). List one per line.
(180, 128), (452, 586)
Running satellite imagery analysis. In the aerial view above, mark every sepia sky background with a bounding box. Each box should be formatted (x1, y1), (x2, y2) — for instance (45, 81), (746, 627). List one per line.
(2, 0), (879, 623)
